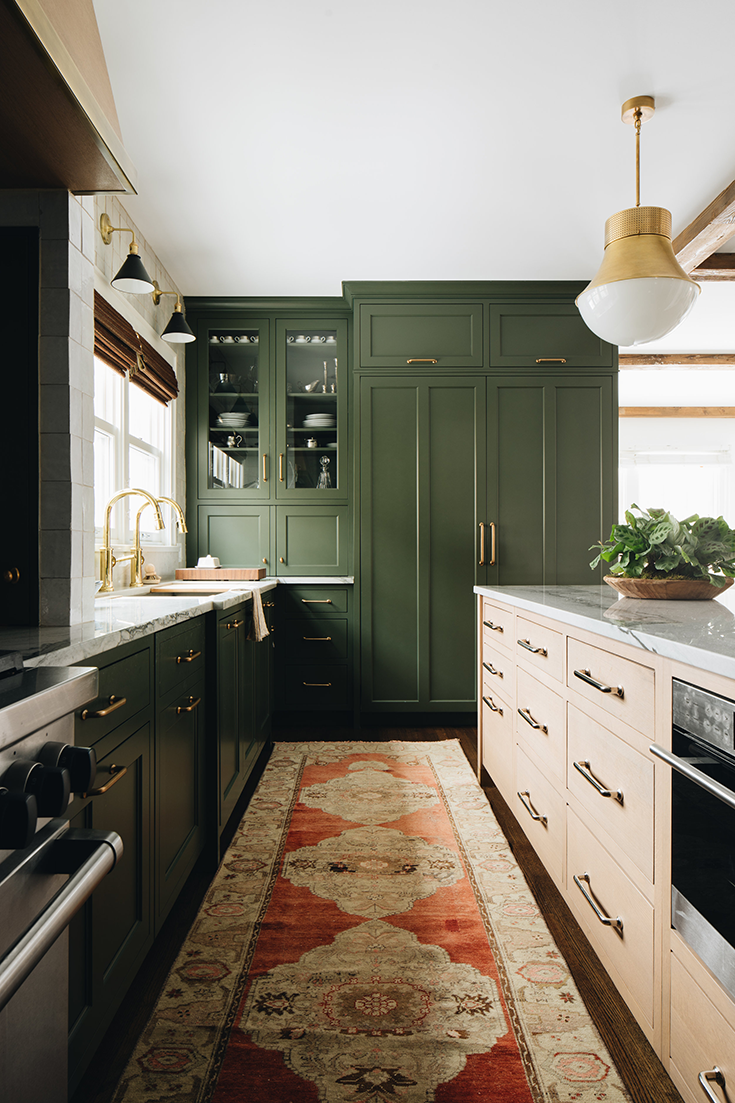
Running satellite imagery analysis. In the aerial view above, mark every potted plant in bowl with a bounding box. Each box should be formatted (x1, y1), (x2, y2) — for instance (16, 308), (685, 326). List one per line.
(590, 505), (735, 599)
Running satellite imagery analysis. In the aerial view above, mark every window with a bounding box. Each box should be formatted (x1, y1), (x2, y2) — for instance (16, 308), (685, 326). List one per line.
(619, 448), (732, 522)
(94, 357), (173, 543)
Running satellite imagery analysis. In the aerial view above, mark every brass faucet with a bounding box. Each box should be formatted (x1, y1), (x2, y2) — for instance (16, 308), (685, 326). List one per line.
(98, 489), (164, 593)
(131, 497), (188, 587)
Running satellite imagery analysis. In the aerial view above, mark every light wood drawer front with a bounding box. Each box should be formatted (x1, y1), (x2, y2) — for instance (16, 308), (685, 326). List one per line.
(670, 953), (735, 1103)
(481, 690), (514, 800)
(516, 667), (565, 782)
(567, 808), (655, 1027)
(481, 644), (515, 706)
(567, 637), (654, 736)
(567, 704), (654, 883)
(513, 745), (565, 885)
(482, 600), (513, 655)
(516, 616), (563, 683)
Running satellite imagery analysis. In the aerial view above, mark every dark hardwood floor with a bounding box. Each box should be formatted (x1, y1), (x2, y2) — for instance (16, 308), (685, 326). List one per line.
(72, 724), (682, 1103)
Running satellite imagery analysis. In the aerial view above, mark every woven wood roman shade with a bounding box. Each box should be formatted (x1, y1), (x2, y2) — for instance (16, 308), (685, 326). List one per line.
(94, 291), (179, 405)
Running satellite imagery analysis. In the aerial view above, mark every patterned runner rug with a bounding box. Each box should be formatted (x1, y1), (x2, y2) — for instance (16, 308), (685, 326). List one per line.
(112, 741), (631, 1102)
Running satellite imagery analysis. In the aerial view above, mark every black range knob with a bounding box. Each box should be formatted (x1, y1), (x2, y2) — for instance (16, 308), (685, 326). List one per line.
(26, 765), (71, 818)
(37, 741), (97, 793)
(0, 788), (38, 849)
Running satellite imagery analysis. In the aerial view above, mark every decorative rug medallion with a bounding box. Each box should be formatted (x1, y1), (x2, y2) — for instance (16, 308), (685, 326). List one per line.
(112, 742), (631, 1103)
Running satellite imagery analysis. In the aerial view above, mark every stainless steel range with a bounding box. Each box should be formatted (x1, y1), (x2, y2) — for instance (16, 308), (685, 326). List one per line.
(0, 650), (123, 1103)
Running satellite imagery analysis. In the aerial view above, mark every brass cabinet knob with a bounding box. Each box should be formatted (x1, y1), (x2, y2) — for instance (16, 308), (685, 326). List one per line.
(3, 567), (20, 585)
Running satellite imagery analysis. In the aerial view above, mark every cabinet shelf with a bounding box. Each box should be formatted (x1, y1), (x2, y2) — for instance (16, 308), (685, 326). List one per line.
(209, 391), (260, 398)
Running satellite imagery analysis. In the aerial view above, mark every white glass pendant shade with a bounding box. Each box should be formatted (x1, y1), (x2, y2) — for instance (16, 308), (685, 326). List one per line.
(576, 206), (700, 347)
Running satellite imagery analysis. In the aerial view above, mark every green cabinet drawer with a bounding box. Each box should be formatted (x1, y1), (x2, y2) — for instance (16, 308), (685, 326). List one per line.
(282, 585), (349, 615)
(283, 618), (348, 662)
(75, 645), (151, 746)
(489, 303), (614, 368)
(156, 616), (206, 699)
(285, 664), (349, 708)
(359, 302), (484, 368)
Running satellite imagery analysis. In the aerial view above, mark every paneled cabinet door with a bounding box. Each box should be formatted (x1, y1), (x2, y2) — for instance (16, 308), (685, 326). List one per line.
(275, 318), (348, 500)
(214, 605), (255, 834)
(196, 504), (271, 572)
(483, 375), (616, 587)
(489, 303), (614, 369)
(360, 375), (486, 711)
(358, 302), (484, 369)
(67, 719), (153, 1093)
(190, 316), (271, 500)
(274, 505), (349, 576)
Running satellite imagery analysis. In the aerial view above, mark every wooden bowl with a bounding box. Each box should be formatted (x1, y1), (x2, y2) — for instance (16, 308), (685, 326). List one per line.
(603, 575), (734, 600)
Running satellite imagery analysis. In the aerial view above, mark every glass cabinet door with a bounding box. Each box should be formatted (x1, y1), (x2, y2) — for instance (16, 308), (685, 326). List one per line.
(203, 321), (270, 497)
(276, 318), (347, 500)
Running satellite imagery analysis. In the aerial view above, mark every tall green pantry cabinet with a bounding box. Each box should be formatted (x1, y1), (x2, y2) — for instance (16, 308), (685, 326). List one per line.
(345, 283), (618, 716)
(184, 300), (352, 576)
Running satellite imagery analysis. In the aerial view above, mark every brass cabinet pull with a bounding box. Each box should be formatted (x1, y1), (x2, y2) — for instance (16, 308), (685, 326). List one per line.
(176, 649), (201, 664)
(3, 567), (20, 584)
(406, 358), (438, 364)
(573, 667), (624, 698)
(263, 453), (268, 482)
(478, 522), (486, 566)
(176, 695), (201, 714)
(226, 619), (244, 630)
(303, 682), (332, 687)
(81, 695), (127, 721)
(573, 872), (624, 933)
(535, 357), (567, 363)
(698, 1068), (726, 1103)
(303, 636), (332, 641)
(482, 695), (503, 715)
(482, 661), (503, 678)
(84, 763), (127, 797)
(301, 598), (332, 603)
(573, 759), (624, 804)
(518, 638), (547, 656)
(488, 521), (496, 565)
(517, 790), (547, 826)
(263, 600), (276, 607)
(279, 453), (284, 481)
(518, 707), (548, 733)
(483, 620), (503, 633)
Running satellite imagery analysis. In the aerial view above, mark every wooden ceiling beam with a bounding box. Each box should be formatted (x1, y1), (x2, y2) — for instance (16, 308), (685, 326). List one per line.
(619, 353), (735, 368)
(673, 179), (735, 272)
(689, 253), (735, 281)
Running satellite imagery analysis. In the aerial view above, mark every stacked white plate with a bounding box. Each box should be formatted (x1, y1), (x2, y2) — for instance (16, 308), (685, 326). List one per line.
(303, 413), (336, 428)
(217, 413), (250, 427)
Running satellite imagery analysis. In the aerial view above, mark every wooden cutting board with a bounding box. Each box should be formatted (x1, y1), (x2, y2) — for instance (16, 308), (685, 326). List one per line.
(175, 567), (266, 580)
(149, 582), (241, 595)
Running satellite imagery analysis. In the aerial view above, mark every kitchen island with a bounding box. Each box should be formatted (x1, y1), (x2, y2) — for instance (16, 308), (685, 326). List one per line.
(474, 582), (735, 1103)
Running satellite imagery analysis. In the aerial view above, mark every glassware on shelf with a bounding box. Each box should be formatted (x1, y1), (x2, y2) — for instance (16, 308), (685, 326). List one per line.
(316, 455), (332, 489)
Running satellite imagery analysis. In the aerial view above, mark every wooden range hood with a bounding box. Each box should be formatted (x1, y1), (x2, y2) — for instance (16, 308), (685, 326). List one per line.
(0, 0), (136, 193)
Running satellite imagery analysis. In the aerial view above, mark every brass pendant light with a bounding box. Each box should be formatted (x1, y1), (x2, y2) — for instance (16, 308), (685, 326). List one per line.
(576, 96), (700, 347)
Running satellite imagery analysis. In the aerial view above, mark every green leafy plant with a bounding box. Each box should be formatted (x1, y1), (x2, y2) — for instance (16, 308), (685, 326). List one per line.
(590, 504), (735, 587)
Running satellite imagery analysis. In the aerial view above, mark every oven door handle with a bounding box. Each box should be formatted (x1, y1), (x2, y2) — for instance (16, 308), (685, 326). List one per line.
(0, 828), (123, 1014)
(650, 743), (735, 812)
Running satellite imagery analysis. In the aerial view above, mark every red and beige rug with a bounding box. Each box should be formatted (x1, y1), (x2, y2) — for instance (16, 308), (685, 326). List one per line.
(112, 741), (631, 1102)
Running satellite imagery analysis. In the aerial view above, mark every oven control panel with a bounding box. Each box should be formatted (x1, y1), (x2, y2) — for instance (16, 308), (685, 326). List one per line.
(673, 678), (735, 755)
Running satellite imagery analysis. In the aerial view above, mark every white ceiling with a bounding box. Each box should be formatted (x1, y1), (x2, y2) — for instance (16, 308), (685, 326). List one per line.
(93, 0), (735, 345)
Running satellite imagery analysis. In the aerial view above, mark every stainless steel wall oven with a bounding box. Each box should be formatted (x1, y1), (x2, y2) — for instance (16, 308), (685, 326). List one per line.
(652, 678), (735, 1004)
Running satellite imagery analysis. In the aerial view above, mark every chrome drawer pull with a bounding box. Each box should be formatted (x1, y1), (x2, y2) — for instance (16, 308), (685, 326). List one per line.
(483, 661), (503, 677)
(304, 636), (332, 641)
(518, 638), (547, 656)
(176, 696), (201, 714)
(574, 759), (624, 804)
(176, 649), (201, 664)
(574, 668), (624, 698)
(517, 790), (547, 826)
(483, 620), (503, 632)
(573, 872), (623, 933)
(303, 682), (332, 687)
(517, 707), (547, 733)
(482, 695), (503, 715)
(84, 763), (127, 798)
(301, 599), (332, 604)
(80, 695), (127, 721)
(699, 1068), (725, 1103)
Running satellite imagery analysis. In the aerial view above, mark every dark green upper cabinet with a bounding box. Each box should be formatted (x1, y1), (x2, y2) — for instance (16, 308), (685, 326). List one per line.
(489, 303), (614, 369)
(359, 302), (484, 369)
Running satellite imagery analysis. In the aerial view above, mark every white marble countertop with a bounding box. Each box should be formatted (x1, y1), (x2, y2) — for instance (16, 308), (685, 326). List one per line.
(474, 583), (735, 681)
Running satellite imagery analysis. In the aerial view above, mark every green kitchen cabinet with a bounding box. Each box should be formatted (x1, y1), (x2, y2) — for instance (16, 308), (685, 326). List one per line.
(358, 302), (484, 369)
(483, 376), (616, 587)
(255, 594), (276, 741)
(278, 584), (353, 711)
(489, 303), (614, 369)
(359, 376), (486, 712)
(274, 505), (349, 575)
(67, 717), (153, 1093)
(197, 504), (271, 570)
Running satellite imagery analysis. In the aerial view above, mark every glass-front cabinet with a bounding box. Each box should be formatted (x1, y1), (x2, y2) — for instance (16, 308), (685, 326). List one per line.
(201, 319), (270, 498)
(276, 318), (347, 501)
